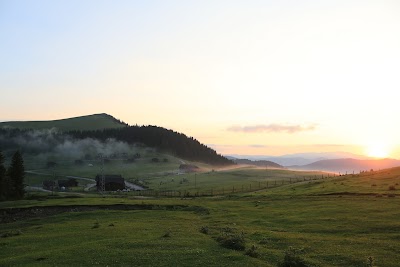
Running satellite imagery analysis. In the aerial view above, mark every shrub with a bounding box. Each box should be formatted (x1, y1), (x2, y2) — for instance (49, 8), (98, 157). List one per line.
(366, 256), (376, 267)
(278, 247), (309, 267)
(1, 230), (22, 238)
(162, 230), (171, 238)
(245, 245), (259, 258)
(216, 229), (245, 251)
(388, 185), (396, 191)
(92, 221), (100, 229)
(200, 226), (209, 235)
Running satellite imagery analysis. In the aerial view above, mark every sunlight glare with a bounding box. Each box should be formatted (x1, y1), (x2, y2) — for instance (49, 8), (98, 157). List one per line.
(366, 143), (390, 158)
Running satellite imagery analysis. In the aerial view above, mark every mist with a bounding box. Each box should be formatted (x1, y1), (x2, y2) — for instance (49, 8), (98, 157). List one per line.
(0, 128), (137, 160)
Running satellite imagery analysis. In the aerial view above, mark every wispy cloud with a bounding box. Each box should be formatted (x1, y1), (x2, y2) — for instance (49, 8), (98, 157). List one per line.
(249, 144), (269, 148)
(227, 124), (317, 134)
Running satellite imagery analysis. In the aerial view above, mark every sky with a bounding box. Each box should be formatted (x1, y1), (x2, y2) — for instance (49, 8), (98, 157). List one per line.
(1, 0), (400, 158)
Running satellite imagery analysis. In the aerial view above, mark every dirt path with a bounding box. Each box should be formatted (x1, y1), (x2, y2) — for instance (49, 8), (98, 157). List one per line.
(24, 186), (51, 192)
(26, 170), (145, 191)
(26, 171), (95, 182)
(124, 181), (145, 191)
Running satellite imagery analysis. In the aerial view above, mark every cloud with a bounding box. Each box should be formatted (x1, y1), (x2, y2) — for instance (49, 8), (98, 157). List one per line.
(227, 124), (317, 134)
(249, 144), (269, 148)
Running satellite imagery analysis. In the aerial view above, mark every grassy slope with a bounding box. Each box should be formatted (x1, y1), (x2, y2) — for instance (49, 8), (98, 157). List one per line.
(1, 168), (400, 266)
(0, 113), (125, 131)
(23, 152), (328, 194)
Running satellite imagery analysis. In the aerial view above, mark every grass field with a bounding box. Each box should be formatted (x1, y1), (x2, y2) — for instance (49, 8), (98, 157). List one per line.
(1, 167), (400, 266)
(22, 147), (331, 195)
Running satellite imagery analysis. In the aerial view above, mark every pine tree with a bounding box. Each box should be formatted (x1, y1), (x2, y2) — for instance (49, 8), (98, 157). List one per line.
(0, 151), (6, 200)
(8, 151), (25, 200)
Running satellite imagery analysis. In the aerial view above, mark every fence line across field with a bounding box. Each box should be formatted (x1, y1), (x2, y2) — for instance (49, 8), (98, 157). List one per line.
(119, 174), (336, 198)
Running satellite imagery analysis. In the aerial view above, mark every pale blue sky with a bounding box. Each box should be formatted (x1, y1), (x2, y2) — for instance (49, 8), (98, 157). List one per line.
(1, 0), (400, 157)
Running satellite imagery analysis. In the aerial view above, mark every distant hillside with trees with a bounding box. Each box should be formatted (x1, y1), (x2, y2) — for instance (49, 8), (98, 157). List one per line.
(231, 158), (283, 169)
(0, 113), (233, 166)
(69, 126), (233, 166)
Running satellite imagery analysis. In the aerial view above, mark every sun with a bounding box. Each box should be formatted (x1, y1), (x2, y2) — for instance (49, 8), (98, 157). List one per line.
(366, 143), (390, 158)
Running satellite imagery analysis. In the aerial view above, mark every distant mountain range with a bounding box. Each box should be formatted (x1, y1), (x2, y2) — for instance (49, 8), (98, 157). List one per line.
(228, 153), (400, 173)
(227, 157), (283, 169)
(227, 152), (371, 166)
(288, 158), (400, 173)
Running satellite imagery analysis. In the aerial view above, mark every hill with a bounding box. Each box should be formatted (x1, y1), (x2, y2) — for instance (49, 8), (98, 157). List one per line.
(69, 126), (232, 165)
(0, 114), (232, 166)
(0, 113), (127, 131)
(229, 157), (283, 168)
(289, 158), (400, 173)
(228, 152), (370, 166)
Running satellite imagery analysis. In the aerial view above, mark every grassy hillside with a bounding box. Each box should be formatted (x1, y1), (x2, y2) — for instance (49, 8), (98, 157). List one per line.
(1, 168), (400, 266)
(0, 113), (126, 131)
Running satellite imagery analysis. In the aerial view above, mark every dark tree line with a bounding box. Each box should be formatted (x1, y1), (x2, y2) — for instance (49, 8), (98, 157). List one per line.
(69, 126), (233, 165)
(0, 151), (25, 201)
(0, 125), (233, 165)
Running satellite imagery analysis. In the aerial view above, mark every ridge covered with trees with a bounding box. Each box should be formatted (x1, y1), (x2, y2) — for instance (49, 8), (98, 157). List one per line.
(0, 113), (233, 165)
(69, 126), (233, 165)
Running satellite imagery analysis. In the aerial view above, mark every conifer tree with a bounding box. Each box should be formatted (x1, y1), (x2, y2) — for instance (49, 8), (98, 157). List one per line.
(0, 151), (6, 200)
(8, 151), (25, 199)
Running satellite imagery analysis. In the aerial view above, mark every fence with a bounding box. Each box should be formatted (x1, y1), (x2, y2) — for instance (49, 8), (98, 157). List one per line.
(122, 174), (335, 198)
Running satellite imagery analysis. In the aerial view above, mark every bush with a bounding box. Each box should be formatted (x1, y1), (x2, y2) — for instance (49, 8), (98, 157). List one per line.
(216, 229), (245, 251)
(388, 185), (396, 191)
(1, 230), (22, 238)
(162, 230), (171, 238)
(278, 247), (309, 267)
(92, 221), (100, 229)
(366, 256), (376, 267)
(200, 226), (209, 235)
(245, 245), (259, 258)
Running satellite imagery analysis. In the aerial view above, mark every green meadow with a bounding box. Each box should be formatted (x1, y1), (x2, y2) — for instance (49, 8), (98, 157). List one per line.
(1, 168), (400, 266)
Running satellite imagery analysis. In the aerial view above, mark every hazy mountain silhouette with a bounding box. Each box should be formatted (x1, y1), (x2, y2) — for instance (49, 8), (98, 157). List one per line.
(288, 158), (400, 173)
(228, 152), (371, 166)
(228, 157), (283, 168)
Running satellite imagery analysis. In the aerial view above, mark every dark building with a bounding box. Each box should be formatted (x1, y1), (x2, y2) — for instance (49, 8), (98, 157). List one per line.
(42, 180), (56, 190)
(58, 178), (79, 189)
(95, 175), (125, 191)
